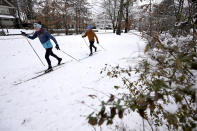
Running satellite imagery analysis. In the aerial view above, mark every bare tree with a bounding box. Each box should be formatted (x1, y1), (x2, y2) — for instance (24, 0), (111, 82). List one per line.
(102, 0), (135, 34)
(102, 0), (119, 33)
(124, 0), (130, 33)
(13, 0), (22, 28)
(123, 0), (136, 33)
(20, 0), (34, 22)
(116, 0), (124, 35)
(69, 0), (90, 34)
(33, 0), (91, 34)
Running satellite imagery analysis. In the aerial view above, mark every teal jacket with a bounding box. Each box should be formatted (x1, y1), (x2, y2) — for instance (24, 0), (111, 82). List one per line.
(28, 28), (58, 49)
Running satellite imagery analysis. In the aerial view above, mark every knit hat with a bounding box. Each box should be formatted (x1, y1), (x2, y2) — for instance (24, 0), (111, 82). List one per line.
(33, 23), (42, 28)
(88, 25), (92, 29)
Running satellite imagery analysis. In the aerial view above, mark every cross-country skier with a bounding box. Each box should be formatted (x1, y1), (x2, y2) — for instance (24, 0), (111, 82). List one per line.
(21, 22), (62, 72)
(82, 25), (99, 56)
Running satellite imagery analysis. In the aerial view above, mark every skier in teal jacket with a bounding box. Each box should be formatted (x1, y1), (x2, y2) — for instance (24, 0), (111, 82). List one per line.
(21, 22), (62, 72)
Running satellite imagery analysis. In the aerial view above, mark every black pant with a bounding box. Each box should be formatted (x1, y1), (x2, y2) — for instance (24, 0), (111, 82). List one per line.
(89, 41), (96, 54)
(45, 48), (60, 67)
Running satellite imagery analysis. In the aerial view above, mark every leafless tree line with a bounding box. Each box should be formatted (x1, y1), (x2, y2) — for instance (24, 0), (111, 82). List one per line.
(15, 0), (93, 34)
(102, 0), (137, 35)
(101, 0), (197, 36)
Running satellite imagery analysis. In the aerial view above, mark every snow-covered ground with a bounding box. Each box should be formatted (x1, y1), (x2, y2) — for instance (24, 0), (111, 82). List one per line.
(1, 29), (34, 35)
(0, 30), (147, 131)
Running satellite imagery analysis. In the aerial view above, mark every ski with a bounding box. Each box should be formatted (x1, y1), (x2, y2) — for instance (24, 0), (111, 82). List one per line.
(13, 63), (66, 85)
(35, 62), (66, 74)
(79, 50), (102, 61)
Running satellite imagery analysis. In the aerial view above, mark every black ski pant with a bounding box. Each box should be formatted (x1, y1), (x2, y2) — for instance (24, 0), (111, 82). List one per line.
(89, 41), (96, 54)
(45, 48), (60, 67)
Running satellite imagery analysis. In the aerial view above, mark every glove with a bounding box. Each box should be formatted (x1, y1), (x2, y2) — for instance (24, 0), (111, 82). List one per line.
(55, 44), (60, 50)
(21, 31), (27, 36)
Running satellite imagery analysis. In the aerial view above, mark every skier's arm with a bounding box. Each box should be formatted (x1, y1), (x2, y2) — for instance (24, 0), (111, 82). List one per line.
(46, 32), (58, 45)
(46, 32), (60, 50)
(82, 32), (87, 37)
(94, 32), (99, 43)
(27, 32), (38, 40)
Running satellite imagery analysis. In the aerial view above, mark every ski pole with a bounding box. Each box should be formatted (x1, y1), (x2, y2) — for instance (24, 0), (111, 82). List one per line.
(60, 50), (80, 62)
(82, 37), (89, 48)
(83, 37), (105, 50)
(97, 43), (105, 50)
(24, 36), (45, 66)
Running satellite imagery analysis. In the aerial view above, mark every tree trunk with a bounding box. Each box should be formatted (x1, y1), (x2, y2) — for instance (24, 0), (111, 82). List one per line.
(125, 6), (129, 33)
(63, 14), (68, 35)
(15, 0), (22, 28)
(149, 0), (152, 36)
(75, 8), (78, 34)
(116, 0), (124, 35)
(26, 0), (34, 20)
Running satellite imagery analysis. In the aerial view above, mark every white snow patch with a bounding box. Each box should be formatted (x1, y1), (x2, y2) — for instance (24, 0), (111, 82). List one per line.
(0, 15), (15, 19)
(0, 31), (148, 131)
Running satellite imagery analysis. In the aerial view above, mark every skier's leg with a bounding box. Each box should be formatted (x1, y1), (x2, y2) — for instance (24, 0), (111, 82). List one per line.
(50, 49), (60, 59)
(89, 41), (93, 55)
(92, 41), (97, 52)
(45, 48), (52, 68)
(50, 49), (62, 65)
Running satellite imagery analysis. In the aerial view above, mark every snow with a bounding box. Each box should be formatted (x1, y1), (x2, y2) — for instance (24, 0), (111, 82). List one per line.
(0, 15), (15, 19)
(0, 30), (148, 131)
(136, 0), (164, 6)
(1, 29), (34, 35)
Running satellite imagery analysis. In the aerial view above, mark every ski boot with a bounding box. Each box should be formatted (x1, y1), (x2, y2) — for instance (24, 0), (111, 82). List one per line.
(45, 66), (53, 73)
(58, 58), (62, 65)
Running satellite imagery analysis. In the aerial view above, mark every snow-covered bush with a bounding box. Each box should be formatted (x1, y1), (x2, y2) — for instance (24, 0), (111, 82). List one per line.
(87, 0), (197, 130)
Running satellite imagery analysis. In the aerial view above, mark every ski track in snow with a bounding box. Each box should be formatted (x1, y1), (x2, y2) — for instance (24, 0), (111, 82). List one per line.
(0, 31), (148, 131)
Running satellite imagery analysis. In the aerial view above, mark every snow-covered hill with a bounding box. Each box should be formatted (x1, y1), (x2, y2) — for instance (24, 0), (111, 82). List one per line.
(0, 31), (147, 131)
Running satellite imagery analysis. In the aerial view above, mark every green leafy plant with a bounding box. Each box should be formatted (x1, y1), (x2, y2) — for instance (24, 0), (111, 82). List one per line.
(87, 33), (196, 130)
